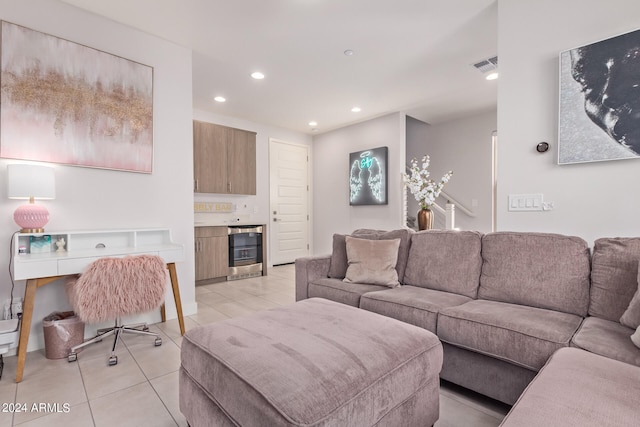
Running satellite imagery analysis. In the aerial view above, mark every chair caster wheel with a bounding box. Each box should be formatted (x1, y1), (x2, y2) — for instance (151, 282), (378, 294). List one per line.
(68, 352), (77, 363)
(143, 326), (150, 332)
(108, 355), (118, 366)
(154, 337), (162, 347)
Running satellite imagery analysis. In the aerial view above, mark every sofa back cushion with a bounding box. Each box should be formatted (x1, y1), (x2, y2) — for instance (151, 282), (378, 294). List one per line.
(328, 229), (414, 283)
(327, 234), (356, 279)
(478, 232), (591, 316)
(403, 230), (483, 298)
(589, 237), (640, 322)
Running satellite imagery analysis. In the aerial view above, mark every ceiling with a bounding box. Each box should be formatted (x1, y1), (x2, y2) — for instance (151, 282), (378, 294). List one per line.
(60, 0), (498, 135)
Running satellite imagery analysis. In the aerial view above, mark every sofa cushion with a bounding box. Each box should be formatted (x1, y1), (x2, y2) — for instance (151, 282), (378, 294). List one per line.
(438, 300), (583, 371)
(327, 229), (413, 283)
(478, 232), (590, 316)
(359, 286), (472, 334)
(589, 237), (640, 322)
(344, 236), (400, 287)
(571, 316), (640, 367)
(500, 348), (640, 427)
(308, 278), (388, 307)
(327, 233), (367, 280)
(403, 230), (482, 298)
(620, 278), (640, 329)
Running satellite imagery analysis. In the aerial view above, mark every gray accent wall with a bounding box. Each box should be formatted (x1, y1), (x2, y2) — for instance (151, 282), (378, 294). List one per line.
(497, 0), (640, 245)
(406, 112), (496, 233)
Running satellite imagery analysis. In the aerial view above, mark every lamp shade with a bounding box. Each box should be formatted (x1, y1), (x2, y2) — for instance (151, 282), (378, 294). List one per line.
(7, 164), (55, 200)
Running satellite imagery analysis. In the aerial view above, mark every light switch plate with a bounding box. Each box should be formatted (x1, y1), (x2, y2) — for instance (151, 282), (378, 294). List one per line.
(508, 194), (544, 211)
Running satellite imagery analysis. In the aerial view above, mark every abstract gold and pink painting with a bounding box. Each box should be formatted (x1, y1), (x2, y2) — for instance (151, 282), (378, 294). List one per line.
(0, 21), (153, 173)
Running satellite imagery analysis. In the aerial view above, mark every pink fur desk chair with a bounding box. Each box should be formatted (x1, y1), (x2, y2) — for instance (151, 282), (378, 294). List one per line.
(66, 255), (167, 366)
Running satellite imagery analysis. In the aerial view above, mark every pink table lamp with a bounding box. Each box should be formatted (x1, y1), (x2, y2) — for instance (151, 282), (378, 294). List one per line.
(7, 164), (56, 233)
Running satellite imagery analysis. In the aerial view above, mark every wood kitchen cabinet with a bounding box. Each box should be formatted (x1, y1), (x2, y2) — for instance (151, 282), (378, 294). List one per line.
(194, 226), (228, 283)
(193, 120), (256, 195)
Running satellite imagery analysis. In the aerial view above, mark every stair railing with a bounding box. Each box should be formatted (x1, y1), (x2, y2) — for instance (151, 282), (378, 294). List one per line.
(403, 168), (476, 230)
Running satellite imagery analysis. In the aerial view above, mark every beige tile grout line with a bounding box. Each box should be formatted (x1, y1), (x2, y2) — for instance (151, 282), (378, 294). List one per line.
(122, 327), (180, 427)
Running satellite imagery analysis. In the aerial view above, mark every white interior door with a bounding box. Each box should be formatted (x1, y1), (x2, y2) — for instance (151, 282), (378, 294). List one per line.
(269, 139), (309, 265)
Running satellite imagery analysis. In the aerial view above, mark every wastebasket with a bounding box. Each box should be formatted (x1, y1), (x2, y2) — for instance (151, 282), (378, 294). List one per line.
(42, 311), (85, 360)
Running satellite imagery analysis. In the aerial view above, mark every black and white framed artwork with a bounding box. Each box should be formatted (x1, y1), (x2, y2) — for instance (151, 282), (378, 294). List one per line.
(559, 28), (640, 164)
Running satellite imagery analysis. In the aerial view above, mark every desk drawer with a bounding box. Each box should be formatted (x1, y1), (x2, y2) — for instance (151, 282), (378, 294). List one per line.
(13, 260), (59, 281)
(57, 252), (163, 275)
(58, 257), (102, 275)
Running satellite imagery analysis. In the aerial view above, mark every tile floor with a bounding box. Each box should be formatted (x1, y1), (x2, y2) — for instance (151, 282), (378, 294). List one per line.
(0, 264), (510, 426)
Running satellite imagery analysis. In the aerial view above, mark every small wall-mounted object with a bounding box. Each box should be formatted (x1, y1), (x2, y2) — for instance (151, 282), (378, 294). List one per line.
(508, 194), (544, 211)
(536, 142), (550, 153)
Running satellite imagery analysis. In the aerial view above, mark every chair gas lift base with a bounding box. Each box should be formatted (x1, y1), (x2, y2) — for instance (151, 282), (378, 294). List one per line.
(67, 317), (162, 366)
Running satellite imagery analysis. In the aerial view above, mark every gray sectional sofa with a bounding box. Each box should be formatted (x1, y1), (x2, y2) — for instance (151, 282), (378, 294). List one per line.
(295, 229), (640, 407)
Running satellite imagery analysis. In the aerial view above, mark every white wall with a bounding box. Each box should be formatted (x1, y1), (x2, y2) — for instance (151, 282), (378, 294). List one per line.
(192, 110), (312, 266)
(312, 113), (406, 254)
(0, 0), (195, 352)
(497, 0), (640, 245)
(406, 112), (496, 232)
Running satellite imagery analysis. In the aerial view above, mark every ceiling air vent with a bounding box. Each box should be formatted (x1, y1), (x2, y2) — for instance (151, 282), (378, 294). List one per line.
(472, 56), (498, 73)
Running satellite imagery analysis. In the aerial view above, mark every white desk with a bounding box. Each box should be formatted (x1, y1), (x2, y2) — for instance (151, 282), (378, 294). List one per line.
(11, 228), (186, 383)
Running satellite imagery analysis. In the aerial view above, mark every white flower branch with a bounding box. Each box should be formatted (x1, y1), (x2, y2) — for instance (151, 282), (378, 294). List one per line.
(403, 155), (453, 210)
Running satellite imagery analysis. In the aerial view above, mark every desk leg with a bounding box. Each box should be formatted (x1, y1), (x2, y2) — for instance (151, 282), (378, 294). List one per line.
(167, 263), (185, 336)
(16, 279), (37, 383)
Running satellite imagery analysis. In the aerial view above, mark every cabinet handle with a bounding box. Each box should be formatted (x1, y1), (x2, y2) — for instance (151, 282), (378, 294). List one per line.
(227, 181), (231, 193)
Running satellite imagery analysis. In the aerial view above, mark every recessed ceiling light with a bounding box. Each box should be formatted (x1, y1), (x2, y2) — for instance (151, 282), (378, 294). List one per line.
(251, 71), (265, 80)
(351, 107), (361, 113)
(308, 121), (318, 127)
(485, 72), (499, 81)
(344, 49), (355, 56)
(214, 96), (226, 103)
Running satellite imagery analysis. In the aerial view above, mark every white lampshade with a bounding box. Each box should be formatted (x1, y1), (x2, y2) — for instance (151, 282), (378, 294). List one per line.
(7, 164), (55, 233)
(7, 164), (55, 200)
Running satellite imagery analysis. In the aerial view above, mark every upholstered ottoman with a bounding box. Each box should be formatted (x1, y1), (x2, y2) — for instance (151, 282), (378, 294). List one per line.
(179, 298), (443, 427)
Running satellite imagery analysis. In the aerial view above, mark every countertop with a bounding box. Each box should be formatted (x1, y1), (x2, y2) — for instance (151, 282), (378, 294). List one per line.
(194, 222), (265, 228)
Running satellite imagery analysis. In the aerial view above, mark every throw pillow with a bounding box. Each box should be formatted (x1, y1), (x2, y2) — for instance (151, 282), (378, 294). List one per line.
(632, 325), (640, 349)
(620, 261), (640, 329)
(343, 236), (400, 287)
(327, 231), (379, 279)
